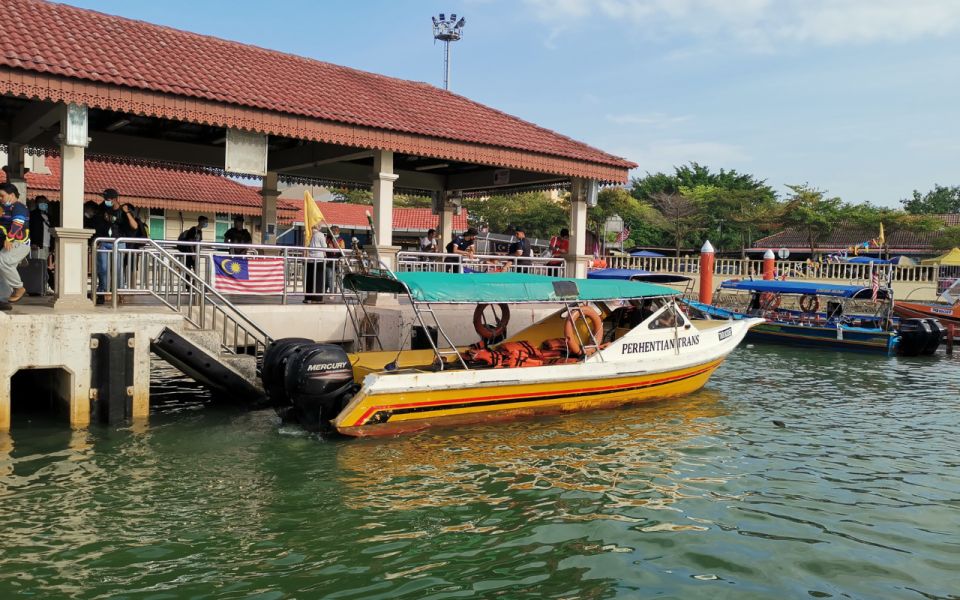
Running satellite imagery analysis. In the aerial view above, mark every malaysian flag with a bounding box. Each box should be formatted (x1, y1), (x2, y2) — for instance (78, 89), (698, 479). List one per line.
(213, 256), (285, 294)
(871, 268), (880, 302)
(615, 226), (631, 243)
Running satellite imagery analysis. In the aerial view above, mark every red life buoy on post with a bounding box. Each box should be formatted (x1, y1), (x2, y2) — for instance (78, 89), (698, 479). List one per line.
(564, 305), (604, 356)
(473, 303), (511, 340)
(799, 294), (820, 314)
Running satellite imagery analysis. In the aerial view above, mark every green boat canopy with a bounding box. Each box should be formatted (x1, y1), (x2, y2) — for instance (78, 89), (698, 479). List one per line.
(344, 272), (680, 304)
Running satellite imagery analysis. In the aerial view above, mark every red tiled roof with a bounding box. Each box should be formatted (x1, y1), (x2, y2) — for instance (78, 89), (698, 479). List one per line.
(22, 156), (296, 217)
(286, 201), (469, 233)
(753, 216), (960, 253)
(0, 0), (635, 175)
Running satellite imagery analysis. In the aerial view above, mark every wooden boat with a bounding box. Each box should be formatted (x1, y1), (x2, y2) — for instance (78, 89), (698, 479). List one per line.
(265, 272), (761, 437)
(684, 279), (944, 356)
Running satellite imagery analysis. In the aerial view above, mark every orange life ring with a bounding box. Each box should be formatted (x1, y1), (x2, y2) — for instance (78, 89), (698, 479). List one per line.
(564, 305), (604, 356)
(799, 294), (820, 314)
(759, 292), (781, 311)
(473, 303), (511, 340)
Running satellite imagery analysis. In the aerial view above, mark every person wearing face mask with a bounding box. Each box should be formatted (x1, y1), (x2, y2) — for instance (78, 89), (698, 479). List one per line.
(84, 188), (117, 303)
(0, 183), (31, 307)
(29, 195), (52, 252)
(177, 215), (208, 271)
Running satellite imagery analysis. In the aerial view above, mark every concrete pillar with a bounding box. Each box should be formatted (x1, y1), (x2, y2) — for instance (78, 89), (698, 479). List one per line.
(260, 172), (280, 244)
(371, 150), (399, 269)
(439, 191), (454, 251)
(53, 104), (94, 309)
(566, 179), (590, 278)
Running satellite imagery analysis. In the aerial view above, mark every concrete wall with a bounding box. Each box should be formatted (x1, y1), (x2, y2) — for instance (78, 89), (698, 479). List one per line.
(0, 308), (182, 430)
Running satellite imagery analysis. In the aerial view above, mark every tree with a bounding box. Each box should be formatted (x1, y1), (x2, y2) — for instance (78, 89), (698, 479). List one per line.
(328, 187), (432, 208)
(631, 163), (778, 254)
(589, 187), (668, 248)
(651, 192), (702, 257)
(680, 185), (782, 257)
(463, 192), (569, 239)
(900, 185), (960, 214)
(933, 226), (960, 251)
(781, 184), (843, 255)
(631, 162), (776, 202)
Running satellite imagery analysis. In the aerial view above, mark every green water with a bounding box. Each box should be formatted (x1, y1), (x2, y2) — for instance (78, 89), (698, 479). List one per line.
(1, 346), (959, 599)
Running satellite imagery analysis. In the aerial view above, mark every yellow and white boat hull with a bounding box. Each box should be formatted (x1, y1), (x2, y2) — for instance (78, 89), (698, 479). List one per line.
(332, 316), (761, 437)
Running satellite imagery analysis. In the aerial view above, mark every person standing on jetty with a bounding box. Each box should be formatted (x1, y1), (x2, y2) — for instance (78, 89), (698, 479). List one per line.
(84, 188), (117, 303)
(223, 216), (252, 255)
(0, 183), (30, 308)
(177, 216), (208, 272)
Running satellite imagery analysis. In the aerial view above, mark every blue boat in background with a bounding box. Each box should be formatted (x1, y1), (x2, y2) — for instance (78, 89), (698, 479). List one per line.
(684, 279), (944, 356)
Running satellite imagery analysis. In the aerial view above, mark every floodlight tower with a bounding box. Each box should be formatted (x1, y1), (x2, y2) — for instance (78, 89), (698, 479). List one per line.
(432, 13), (465, 90)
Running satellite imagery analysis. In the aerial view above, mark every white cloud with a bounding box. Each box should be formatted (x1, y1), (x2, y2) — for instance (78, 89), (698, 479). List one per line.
(523, 0), (960, 48)
(606, 112), (692, 126)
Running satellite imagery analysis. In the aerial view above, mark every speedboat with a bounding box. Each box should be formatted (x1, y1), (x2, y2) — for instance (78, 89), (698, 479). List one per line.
(893, 278), (960, 342)
(684, 279), (945, 356)
(264, 271), (761, 437)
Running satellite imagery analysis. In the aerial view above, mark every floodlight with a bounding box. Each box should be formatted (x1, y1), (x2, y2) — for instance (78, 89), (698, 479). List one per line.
(431, 12), (466, 90)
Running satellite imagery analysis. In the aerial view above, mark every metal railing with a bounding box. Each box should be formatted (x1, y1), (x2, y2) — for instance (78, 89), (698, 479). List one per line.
(93, 238), (349, 305)
(93, 237), (273, 356)
(397, 250), (566, 276)
(604, 254), (944, 284)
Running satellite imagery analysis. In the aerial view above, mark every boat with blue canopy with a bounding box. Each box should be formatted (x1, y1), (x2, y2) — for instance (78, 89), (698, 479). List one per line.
(265, 271), (761, 436)
(684, 279), (944, 355)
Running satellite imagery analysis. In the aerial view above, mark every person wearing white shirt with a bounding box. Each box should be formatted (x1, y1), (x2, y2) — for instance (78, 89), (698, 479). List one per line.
(305, 223), (329, 303)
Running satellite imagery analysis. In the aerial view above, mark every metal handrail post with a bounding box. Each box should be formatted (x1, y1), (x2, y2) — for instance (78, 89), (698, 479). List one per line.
(282, 246), (288, 305)
(90, 239), (99, 302)
(111, 241), (119, 309)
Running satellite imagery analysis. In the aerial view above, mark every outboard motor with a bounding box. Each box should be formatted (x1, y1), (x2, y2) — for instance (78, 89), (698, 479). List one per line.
(283, 344), (356, 428)
(261, 338), (314, 405)
(923, 319), (946, 355)
(898, 318), (932, 357)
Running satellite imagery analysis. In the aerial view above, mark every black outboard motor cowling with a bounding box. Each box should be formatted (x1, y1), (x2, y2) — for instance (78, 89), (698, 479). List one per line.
(283, 344), (355, 426)
(923, 319), (946, 355)
(262, 337), (314, 404)
(898, 318), (932, 357)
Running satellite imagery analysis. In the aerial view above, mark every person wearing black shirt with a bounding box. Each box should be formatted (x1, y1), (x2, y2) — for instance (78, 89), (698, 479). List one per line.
(444, 227), (477, 272)
(223, 216), (252, 255)
(115, 203), (147, 295)
(177, 216), (208, 271)
(85, 188), (117, 302)
(508, 226), (533, 268)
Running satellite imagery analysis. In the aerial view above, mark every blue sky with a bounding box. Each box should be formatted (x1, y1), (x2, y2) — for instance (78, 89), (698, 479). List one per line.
(61, 0), (960, 206)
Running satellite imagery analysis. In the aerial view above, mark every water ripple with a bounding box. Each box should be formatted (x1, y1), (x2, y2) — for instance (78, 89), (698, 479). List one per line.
(0, 347), (958, 598)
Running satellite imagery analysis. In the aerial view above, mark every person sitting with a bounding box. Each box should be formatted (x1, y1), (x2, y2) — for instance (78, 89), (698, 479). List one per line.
(223, 216), (252, 255)
(419, 228), (438, 254)
(0, 183), (30, 307)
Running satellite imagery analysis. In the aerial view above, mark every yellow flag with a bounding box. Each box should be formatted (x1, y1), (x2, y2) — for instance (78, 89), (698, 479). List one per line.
(303, 189), (324, 245)
(878, 222), (885, 246)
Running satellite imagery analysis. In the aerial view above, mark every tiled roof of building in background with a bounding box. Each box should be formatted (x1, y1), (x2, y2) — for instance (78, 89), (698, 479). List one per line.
(753, 215), (960, 253)
(286, 201), (469, 233)
(0, 0), (635, 176)
(22, 156), (298, 218)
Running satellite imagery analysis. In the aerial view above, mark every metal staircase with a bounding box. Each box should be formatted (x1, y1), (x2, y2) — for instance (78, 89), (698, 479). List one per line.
(111, 238), (273, 400)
